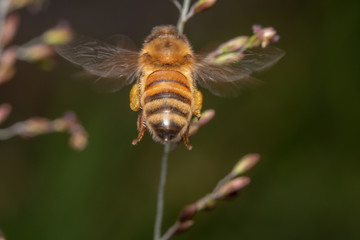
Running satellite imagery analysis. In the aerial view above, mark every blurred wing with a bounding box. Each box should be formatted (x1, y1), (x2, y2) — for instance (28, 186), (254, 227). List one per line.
(194, 61), (257, 97)
(230, 46), (285, 74)
(56, 35), (139, 92)
(195, 46), (285, 97)
(107, 34), (138, 52)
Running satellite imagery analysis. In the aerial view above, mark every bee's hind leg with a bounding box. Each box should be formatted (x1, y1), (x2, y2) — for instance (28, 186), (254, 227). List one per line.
(130, 83), (141, 112)
(193, 90), (203, 120)
(182, 131), (193, 150)
(132, 111), (146, 145)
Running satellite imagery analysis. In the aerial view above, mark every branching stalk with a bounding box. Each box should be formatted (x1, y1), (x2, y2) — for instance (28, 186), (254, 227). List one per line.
(177, 0), (191, 33)
(213, 172), (236, 192)
(159, 154), (260, 239)
(160, 222), (180, 240)
(171, 0), (182, 12)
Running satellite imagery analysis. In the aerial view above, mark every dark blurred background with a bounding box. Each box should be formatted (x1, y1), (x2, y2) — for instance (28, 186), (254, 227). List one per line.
(1, 0), (360, 239)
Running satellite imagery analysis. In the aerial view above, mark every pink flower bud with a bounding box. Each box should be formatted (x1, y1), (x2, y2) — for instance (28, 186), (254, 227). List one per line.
(69, 131), (88, 151)
(218, 36), (249, 53)
(1, 47), (17, 67)
(0, 229), (5, 240)
(252, 25), (280, 48)
(189, 109), (215, 136)
(196, 109), (215, 127)
(0, 47), (17, 84)
(179, 203), (197, 222)
(213, 52), (245, 64)
(219, 177), (251, 198)
(192, 0), (216, 14)
(232, 153), (260, 176)
(0, 104), (12, 125)
(0, 13), (20, 47)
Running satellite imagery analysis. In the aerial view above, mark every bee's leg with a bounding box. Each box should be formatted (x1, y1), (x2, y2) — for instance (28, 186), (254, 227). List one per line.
(182, 130), (193, 150)
(193, 90), (203, 120)
(130, 83), (141, 111)
(132, 111), (146, 145)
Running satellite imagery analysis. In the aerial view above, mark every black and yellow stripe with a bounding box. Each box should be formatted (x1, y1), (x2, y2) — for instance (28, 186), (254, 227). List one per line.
(142, 70), (192, 143)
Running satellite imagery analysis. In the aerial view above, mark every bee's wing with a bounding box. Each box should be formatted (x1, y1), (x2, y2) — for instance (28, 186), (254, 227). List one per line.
(56, 35), (139, 92)
(194, 46), (285, 97)
(107, 34), (138, 52)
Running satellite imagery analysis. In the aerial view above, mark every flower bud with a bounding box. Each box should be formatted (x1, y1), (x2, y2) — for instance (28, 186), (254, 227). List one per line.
(0, 47), (17, 84)
(252, 25), (280, 48)
(179, 203), (197, 222)
(189, 109), (215, 136)
(42, 23), (73, 45)
(69, 131), (88, 151)
(0, 229), (5, 240)
(192, 0), (216, 14)
(0, 104), (12, 125)
(219, 36), (249, 53)
(206, 36), (248, 64)
(232, 153), (260, 176)
(0, 13), (20, 47)
(218, 177), (250, 198)
(0, 47), (17, 67)
(62, 111), (77, 123)
(197, 109), (215, 127)
(213, 52), (245, 65)
(62, 111), (88, 150)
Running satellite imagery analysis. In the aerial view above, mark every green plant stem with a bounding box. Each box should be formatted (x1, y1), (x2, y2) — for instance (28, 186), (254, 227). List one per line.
(161, 221), (180, 240)
(154, 143), (172, 240)
(171, 0), (182, 11)
(213, 172), (235, 192)
(177, 0), (191, 33)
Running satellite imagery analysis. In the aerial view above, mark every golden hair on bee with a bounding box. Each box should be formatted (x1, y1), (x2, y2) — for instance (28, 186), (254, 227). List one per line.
(139, 25), (194, 67)
(56, 25), (284, 150)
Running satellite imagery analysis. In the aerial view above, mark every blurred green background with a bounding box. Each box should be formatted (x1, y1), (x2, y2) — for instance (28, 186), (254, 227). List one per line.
(1, 0), (360, 239)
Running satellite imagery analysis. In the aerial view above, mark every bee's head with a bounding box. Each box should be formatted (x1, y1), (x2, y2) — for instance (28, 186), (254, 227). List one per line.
(140, 25), (193, 66)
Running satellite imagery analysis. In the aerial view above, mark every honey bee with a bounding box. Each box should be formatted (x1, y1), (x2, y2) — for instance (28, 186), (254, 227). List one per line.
(56, 25), (284, 150)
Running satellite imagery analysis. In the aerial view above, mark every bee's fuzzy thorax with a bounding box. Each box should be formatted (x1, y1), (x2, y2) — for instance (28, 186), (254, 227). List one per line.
(139, 25), (194, 68)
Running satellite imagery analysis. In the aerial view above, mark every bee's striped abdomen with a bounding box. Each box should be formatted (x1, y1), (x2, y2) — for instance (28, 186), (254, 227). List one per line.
(142, 70), (192, 143)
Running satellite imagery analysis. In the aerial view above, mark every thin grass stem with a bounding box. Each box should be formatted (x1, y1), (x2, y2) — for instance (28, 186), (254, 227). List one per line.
(153, 143), (172, 240)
